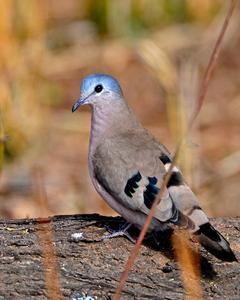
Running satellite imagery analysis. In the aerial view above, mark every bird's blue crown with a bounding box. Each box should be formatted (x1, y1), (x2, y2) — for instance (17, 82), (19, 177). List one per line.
(80, 73), (123, 98)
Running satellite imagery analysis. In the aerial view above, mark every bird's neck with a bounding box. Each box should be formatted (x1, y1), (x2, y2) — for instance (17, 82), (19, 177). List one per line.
(89, 101), (138, 153)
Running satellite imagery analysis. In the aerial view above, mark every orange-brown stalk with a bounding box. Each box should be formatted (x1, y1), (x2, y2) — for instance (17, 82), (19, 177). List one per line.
(172, 230), (202, 300)
(37, 220), (62, 300)
(34, 170), (62, 300)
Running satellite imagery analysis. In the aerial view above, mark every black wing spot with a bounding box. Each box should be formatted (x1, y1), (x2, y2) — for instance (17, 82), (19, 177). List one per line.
(124, 172), (142, 198)
(167, 171), (183, 187)
(159, 153), (171, 165)
(144, 177), (160, 209)
(148, 176), (158, 185)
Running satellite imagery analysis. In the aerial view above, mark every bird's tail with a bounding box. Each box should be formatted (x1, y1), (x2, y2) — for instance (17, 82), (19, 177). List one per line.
(170, 204), (237, 261)
(168, 187), (237, 262)
(196, 222), (237, 262)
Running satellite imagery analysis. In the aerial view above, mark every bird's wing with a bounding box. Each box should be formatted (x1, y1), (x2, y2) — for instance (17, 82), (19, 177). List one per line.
(92, 130), (237, 261)
(92, 130), (205, 230)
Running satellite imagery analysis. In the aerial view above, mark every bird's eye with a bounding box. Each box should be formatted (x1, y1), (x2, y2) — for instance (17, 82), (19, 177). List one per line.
(94, 84), (103, 93)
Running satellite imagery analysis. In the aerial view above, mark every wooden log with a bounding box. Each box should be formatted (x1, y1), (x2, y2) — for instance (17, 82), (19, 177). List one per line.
(0, 214), (239, 299)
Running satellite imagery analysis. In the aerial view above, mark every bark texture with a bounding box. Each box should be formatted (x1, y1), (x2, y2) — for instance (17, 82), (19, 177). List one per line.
(0, 214), (239, 299)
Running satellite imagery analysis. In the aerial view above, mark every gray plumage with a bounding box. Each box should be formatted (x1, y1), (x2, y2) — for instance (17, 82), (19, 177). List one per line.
(72, 73), (237, 262)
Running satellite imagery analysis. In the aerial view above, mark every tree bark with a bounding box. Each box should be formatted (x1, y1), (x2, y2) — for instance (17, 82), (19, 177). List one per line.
(0, 214), (239, 299)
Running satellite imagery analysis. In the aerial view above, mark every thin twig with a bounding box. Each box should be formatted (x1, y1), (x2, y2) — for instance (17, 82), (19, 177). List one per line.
(113, 1), (237, 298)
(190, 0), (237, 127)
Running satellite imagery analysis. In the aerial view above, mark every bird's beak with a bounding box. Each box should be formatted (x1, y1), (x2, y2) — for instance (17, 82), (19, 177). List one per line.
(72, 98), (85, 113)
(72, 91), (94, 112)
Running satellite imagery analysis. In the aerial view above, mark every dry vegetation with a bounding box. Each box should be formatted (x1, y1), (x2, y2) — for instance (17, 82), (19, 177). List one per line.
(0, 1), (239, 299)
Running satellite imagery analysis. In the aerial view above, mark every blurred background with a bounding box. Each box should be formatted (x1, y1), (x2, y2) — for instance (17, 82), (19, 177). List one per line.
(0, 0), (239, 219)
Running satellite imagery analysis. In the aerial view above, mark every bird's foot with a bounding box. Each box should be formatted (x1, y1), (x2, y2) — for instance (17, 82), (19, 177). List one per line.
(103, 222), (137, 243)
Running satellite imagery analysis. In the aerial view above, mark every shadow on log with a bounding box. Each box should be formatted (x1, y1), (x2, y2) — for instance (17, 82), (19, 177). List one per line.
(0, 214), (239, 299)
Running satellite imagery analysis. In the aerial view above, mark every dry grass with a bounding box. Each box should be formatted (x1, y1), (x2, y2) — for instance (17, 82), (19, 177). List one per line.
(37, 219), (62, 300)
(172, 230), (202, 300)
(1, 0), (239, 219)
(0, 1), (239, 298)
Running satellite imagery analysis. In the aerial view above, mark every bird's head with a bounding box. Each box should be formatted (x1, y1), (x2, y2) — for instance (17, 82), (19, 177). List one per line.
(72, 73), (123, 112)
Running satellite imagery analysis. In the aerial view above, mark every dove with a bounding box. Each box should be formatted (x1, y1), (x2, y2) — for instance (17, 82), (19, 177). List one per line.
(72, 73), (237, 262)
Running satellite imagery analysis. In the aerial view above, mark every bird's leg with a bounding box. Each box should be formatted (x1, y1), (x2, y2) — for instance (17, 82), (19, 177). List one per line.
(102, 222), (137, 243)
